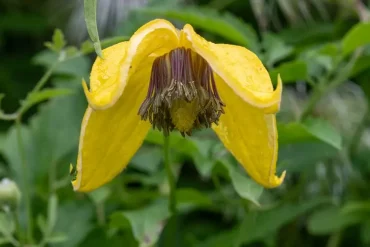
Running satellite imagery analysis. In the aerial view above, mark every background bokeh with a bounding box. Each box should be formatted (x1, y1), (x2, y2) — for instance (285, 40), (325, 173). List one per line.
(1, 0), (370, 246)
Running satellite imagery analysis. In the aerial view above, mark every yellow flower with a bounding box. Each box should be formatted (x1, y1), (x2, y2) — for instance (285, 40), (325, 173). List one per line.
(71, 19), (285, 192)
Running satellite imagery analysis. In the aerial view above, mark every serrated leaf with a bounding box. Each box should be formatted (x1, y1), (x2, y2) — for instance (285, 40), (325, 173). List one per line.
(138, 7), (259, 51)
(84, 0), (102, 57)
(270, 60), (308, 84)
(110, 200), (170, 247)
(342, 22), (370, 56)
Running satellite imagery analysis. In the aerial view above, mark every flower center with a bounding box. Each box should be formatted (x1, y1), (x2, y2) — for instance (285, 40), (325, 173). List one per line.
(138, 47), (225, 136)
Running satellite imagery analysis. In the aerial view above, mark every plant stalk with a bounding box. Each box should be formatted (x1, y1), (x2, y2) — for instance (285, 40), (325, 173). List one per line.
(15, 118), (33, 244)
(163, 135), (176, 214)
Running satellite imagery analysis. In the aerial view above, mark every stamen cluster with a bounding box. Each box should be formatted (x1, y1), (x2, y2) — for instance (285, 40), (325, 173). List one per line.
(138, 47), (225, 136)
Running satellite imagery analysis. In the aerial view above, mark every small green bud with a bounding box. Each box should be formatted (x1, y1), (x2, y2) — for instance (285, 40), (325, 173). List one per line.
(0, 178), (21, 210)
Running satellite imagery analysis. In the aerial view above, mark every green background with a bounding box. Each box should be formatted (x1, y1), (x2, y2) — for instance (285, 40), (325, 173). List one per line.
(1, 0), (370, 246)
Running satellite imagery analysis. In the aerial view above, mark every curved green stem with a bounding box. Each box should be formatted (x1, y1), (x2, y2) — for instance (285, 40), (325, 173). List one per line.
(163, 135), (176, 214)
(0, 35), (128, 122)
(300, 51), (360, 121)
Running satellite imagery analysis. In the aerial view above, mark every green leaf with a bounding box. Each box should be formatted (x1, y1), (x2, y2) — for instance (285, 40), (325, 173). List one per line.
(131, 146), (162, 174)
(1, 83), (86, 192)
(33, 50), (90, 77)
(47, 232), (68, 244)
(176, 188), (212, 212)
(279, 118), (342, 150)
(0, 94), (4, 109)
(278, 142), (337, 173)
(0, 237), (10, 245)
(217, 159), (263, 206)
(138, 7), (259, 51)
(145, 130), (219, 178)
(0, 212), (14, 238)
(192, 138), (219, 177)
(47, 194), (58, 232)
(196, 229), (237, 247)
(52, 29), (66, 52)
(238, 198), (330, 244)
(23, 88), (73, 113)
(270, 60), (308, 84)
(341, 201), (370, 215)
(303, 118), (342, 150)
(307, 206), (366, 235)
(110, 199), (170, 247)
(53, 202), (94, 247)
(262, 32), (293, 67)
(44, 29), (66, 52)
(37, 214), (48, 235)
(79, 36), (129, 55)
(361, 220), (370, 244)
(88, 186), (111, 205)
(351, 54), (370, 77)
(342, 23), (370, 56)
(84, 0), (103, 57)
(145, 130), (198, 156)
(65, 46), (79, 58)
(278, 118), (342, 172)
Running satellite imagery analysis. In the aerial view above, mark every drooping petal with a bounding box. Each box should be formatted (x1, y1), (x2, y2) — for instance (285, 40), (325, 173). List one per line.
(182, 25), (282, 114)
(84, 19), (180, 110)
(212, 73), (285, 188)
(72, 65), (152, 192)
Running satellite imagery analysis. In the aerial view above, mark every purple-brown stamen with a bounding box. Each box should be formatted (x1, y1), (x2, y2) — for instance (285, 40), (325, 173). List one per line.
(138, 47), (225, 136)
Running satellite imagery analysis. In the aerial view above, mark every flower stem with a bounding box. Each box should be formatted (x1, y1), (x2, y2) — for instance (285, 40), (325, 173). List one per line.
(15, 118), (33, 244)
(163, 135), (176, 214)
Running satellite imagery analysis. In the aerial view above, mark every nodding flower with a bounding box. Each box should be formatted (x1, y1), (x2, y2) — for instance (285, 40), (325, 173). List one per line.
(71, 19), (285, 192)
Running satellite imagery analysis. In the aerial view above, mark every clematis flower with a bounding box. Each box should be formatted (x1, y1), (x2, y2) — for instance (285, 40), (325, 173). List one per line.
(71, 19), (285, 192)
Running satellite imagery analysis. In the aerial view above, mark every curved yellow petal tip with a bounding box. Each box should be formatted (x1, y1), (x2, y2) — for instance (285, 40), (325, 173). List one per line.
(82, 78), (117, 110)
(262, 74), (283, 114)
(266, 170), (286, 188)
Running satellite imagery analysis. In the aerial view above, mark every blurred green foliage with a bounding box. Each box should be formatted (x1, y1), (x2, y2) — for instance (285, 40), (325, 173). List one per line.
(1, 0), (370, 246)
